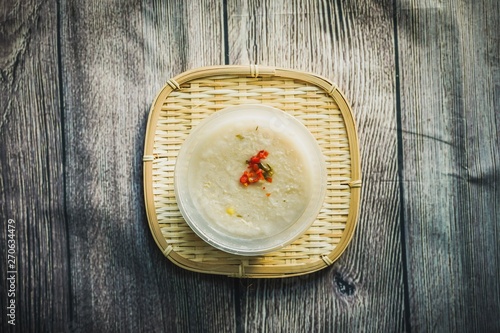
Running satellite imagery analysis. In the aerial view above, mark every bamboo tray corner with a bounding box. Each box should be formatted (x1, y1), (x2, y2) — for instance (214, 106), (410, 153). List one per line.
(143, 65), (361, 278)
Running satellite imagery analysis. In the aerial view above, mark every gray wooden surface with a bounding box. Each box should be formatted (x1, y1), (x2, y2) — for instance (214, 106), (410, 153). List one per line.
(0, 0), (498, 332)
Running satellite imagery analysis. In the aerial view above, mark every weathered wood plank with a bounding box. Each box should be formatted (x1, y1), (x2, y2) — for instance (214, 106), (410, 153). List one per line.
(397, 0), (500, 331)
(0, 1), (70, 332)
(228, 0), (404, 331)
(3, 0), (497, 331)
(60, 1), (234, 332)
(143, 0), (227, 102)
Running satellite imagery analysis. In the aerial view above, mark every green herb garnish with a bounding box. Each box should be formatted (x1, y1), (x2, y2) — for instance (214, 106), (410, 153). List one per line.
(258, 162), (274, 179)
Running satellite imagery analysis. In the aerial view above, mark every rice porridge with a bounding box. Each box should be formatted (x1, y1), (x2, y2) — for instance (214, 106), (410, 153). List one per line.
(187, 122), (313, 239)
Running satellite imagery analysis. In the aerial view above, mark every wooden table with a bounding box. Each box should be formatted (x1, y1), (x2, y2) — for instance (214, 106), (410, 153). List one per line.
(1, 1), (498, 332)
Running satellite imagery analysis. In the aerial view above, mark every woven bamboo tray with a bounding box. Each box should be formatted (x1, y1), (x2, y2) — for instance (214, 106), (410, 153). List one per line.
(143, 65), (361, 278)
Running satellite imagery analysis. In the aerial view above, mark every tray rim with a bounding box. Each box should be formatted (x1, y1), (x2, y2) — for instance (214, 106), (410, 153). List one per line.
(143, 65), (361, 278)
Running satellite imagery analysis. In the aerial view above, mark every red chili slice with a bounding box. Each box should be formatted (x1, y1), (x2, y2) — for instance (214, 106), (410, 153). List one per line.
(239, 150), (272, 187)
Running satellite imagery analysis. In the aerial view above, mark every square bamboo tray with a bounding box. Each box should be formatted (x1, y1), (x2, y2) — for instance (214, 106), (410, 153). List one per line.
(143, 65), (361, 278)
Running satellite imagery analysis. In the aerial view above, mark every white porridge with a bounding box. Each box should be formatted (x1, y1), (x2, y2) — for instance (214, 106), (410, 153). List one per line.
(187, 122), (313, 239)
(174, 104), (326, 255)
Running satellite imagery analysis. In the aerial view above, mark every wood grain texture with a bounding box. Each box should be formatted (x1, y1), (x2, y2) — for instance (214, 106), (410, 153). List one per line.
(228, 0), (404, 331)
(143, 0), (226, 103)
(397, 0), (500, 331)
(60, 0), (234, 332)
(0, 1), (69, 332)
(2, 0), (498, 331)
